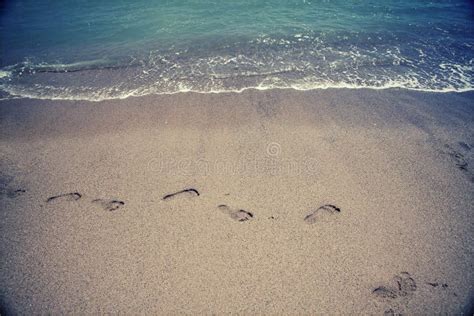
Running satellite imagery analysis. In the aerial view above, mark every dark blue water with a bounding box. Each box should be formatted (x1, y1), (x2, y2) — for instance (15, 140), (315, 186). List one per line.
(1, 0), (473, 100)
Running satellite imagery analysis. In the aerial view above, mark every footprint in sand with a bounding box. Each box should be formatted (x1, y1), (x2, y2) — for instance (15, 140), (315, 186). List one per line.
(448, 150), (468, 170)
(92, 199), (125, 211)
(0, 173), (26, 199)
(426, 282), (448, 288)
(46, 192), (82, 203)
(383, 308), (400, 316)
(218, 204), (254, 222)
(162, 188), (200, 201)
(426, 281), (458, 298)
(373, 272), (417, 314)
(304, 204), (341, 224)
(442, 142), (473, 181)
(373, 272), (417, 299)
(5, 188), (26, 198)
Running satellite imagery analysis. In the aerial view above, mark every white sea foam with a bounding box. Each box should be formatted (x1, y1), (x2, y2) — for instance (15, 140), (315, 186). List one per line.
(0, 37), (472, 102)
(0, 70), (11, 79)
(1, 77), (472, 103)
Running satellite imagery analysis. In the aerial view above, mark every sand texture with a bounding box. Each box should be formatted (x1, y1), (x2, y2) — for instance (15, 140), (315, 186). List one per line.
(1, 89), (473, 314)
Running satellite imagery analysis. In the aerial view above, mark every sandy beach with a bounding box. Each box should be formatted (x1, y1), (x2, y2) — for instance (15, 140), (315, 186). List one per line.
(1, 88), (473, 314)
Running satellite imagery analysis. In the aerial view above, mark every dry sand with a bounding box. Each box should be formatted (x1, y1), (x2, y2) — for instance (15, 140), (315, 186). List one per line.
(1, 88), (473, 314)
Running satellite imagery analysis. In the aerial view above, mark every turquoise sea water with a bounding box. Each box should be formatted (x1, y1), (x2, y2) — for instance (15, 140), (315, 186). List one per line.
(0, 0), (473, 100)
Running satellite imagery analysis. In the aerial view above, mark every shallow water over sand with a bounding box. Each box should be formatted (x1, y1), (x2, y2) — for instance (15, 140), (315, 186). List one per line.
(1, 0), (473, 100)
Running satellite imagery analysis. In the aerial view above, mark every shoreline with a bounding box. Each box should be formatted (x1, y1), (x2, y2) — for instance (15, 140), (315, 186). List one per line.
(2, 85), (474, 103)
(1, 88), (473, 314)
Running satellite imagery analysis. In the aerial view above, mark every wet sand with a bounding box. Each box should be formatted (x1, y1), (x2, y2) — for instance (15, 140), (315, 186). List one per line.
(1, 88), (473, 314)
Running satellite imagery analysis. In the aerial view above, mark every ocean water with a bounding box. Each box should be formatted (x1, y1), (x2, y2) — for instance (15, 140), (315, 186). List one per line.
(0, 0), (473, 101)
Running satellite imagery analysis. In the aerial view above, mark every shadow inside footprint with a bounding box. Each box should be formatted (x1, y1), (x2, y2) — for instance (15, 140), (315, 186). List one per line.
(0, 173), (26, 199)
(394, 272), (417, 296)
(384, 308), (399, 316)
(373, 287), (399, 299)
(443, 143), (473, 173)
(373, 272), (417, 301)
(6, 189), (26, 198)
(92, 199), (125, 211)
(46, 192), (82, 203)
(162, 188), (200, 201)
(304, 204), (341, 224)
(449, 151), (468, 170)
(218, 204), (253, 222)
(426, 282), (449, 289)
